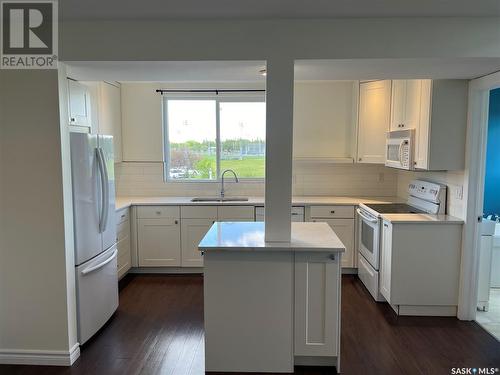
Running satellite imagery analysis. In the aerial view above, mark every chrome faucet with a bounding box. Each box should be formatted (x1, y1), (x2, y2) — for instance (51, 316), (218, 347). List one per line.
(220, 169), (239, 198)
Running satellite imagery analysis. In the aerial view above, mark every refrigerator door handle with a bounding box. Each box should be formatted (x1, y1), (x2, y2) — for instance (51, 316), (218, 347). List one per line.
(81, 248), (117, 276)
(96, 148), (106, 233)
(98, 148), (110, 233)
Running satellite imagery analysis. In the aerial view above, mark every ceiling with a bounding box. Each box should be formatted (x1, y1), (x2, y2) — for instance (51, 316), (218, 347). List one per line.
(61, 0), (500, 20)
(66, 59), (500, 82)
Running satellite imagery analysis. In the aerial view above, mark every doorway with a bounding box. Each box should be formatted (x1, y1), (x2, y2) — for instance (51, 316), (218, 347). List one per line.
(476, 87), (500, 340)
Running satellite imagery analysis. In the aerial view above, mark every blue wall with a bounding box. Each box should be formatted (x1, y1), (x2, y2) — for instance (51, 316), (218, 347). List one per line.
(484, 88), (500, 218)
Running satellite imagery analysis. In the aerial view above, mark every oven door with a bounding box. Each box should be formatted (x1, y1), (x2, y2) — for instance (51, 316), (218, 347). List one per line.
(356, 208), (380, 270)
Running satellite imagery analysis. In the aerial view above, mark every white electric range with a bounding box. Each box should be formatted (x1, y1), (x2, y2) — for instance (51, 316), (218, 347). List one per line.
(356, 180), (447, 301)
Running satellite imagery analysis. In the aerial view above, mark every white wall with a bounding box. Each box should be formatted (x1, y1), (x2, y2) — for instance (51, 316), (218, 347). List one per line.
(0, 70), (78, 362)
(293, 81), (357, 159)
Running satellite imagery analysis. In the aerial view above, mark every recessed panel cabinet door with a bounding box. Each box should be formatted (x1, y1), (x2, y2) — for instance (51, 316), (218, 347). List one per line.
(321, 219), (355, 268)
(294, 252), (340, 357)
(380, 221), (393, 302)
(68, 79), (91, 127)
(138, 218), (181, 266)
(357, 80), (391, 164)
(181, 218), (214, 267)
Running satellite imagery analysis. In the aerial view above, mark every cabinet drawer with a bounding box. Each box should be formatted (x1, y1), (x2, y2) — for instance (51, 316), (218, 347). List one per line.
(181, 206), (218, 219)
(117, 220), (130, 242)
(116, 208), (129, 225)
(137, 205), (180, 219)
(310, 205), (354, 219)
(217, 206), (255, 220)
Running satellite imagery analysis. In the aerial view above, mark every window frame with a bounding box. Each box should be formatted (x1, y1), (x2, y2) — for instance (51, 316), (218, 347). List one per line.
(162, 92), (266, 183)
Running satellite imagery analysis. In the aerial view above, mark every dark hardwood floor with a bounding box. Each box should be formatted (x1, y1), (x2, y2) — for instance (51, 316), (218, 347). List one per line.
(1, 275), (499, 375)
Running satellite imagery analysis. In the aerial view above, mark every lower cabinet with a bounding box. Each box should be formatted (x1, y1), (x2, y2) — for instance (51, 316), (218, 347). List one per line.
(137, 218), (181, 266)
(379, 220), (393, 302)
(181, 218), (215, 267)
(321, 219), (355, 268)
(294, 252), (340, 357)
(116, 208), (131, 279)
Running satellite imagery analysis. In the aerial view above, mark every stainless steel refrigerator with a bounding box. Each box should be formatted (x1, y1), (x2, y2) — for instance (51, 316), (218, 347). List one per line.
(70, 132), (118, 344)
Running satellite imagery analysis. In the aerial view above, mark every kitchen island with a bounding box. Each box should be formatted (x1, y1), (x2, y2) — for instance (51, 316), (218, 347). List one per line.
(199, 221), (345, 373)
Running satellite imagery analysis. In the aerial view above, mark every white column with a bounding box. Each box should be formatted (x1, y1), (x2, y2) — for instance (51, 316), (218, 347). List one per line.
(264, 58), (294, 242)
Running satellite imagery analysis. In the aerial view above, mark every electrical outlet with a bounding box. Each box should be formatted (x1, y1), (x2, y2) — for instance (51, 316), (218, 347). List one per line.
(455, 185), (463, 200)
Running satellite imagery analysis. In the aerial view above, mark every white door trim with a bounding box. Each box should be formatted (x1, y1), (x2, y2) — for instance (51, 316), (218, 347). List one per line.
(458, 71), (500, 320)
(0, 343), (80, 366)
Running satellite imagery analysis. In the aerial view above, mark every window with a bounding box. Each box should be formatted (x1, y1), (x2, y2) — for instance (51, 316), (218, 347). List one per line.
(163, 94), (266, 181)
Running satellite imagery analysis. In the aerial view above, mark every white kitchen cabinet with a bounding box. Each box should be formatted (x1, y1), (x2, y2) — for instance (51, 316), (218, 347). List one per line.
(67, 79), (91, 127)
(379, 220), (392, 301)
(137, 206), (181, 266)
(318, 219), (355, 268)
(309, 206), (355, 268)
(116, 207), (131, 278)
(390, 79), (467, 170)
(98, 82), (123, 162)
(138, 218), (181, 266)
(181, 218), (215, 267)
(414, 80), (468, 170)
(378, 220), (462, 316)
(390, 80), (422, 131)
(356, 80), (391, 164)
(294, 251), (340, 357)
(217, 206), (255, 221)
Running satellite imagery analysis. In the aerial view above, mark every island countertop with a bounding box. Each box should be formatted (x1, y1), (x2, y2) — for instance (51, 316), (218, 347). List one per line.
(198, 221), (346, 252)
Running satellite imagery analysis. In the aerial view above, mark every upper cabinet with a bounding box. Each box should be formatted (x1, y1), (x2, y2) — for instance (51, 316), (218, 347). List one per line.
(356, 80), (391, 164)
(390, 79), (468, 170)
(98, 82), (123, 163)
(390, 80), (422, 131)
(67, 79), (91, 127)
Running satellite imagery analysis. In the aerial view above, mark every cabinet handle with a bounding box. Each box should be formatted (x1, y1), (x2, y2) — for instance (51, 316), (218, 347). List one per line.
(70, 118), (75, 122)
(384, 223), (388, 227)
(156, 211), (161, 215)
(174, 220), (178, 224)
(330, 210), (335, 214)
(121, 214), (126, 218)
(312, 219), (316, 222)
(358, 158), (362, 161)
(329, 254), (336, 261)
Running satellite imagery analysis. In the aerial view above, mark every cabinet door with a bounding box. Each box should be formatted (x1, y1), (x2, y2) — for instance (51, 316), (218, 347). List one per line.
(380, 221), (393, 302)
(313, 218), (355, 268)
(138, 218), (181, 266)
(99, 82), (123, 162)
(357, 80), (391, 164)
(403, 80), (422, 130)
(68, 79), (91, 127)
(415, 79), (432, 169)
(181, 218), (214, 267)
(294, 252), (340, 357)
(390, 80), (406, 131)
(117, 235), (131, 279)
(217, 206), (255, 221)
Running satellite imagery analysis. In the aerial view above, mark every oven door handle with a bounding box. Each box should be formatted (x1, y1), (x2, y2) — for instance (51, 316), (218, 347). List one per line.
(356, 208), (379, 223)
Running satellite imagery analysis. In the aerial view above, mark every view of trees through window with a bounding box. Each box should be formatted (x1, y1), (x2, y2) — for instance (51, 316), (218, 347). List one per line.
(165, 97), (266, 180)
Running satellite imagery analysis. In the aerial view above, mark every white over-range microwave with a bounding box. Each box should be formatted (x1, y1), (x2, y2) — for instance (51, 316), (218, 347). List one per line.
(385, 129), (415, 170)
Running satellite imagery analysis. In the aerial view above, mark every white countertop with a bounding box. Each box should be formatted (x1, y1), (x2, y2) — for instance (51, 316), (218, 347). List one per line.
(115, 195), (403, 211)
(198, 222), (346, 252)
(380, 213), (464, 224)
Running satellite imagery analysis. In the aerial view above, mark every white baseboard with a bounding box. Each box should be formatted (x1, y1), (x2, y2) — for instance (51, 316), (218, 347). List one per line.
(129, 267), (203, 274)
(0, 343), (80, 366)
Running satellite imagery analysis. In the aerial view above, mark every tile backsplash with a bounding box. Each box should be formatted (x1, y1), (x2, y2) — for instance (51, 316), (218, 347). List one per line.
(115, 162), (399, 198)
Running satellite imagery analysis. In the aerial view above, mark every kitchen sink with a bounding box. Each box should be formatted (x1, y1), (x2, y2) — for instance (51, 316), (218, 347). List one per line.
(191, 197), (249, 202)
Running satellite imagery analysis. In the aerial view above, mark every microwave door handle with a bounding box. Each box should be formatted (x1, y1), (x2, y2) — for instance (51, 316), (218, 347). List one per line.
(356, 208), (378, 223)
(399, 140), (406, 165)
